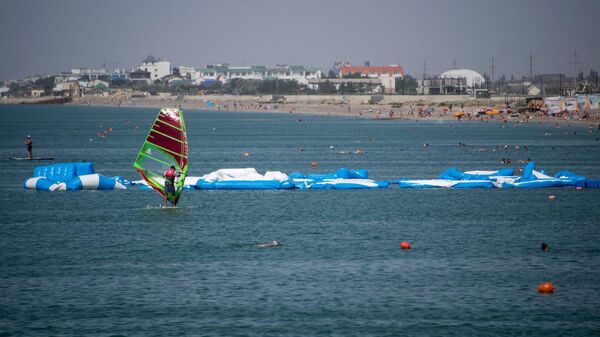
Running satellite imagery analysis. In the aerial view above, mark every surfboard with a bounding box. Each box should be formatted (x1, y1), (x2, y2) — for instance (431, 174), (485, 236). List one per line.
(9, 157), (54, 161)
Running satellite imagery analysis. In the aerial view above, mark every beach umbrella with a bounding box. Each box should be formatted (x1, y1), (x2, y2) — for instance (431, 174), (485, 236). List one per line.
(454, 111), (465, 117)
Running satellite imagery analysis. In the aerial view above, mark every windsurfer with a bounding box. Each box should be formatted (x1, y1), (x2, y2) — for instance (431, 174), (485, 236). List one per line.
(24, 135), (33, 159)
(164, 165), (180, 207)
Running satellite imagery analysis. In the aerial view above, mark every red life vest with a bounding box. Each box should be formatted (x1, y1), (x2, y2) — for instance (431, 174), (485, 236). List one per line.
(165, 168), (176, 178)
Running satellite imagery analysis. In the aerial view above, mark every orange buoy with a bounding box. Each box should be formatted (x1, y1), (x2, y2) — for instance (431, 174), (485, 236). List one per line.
(537, 282), (555, 294)
(548, 195), (556, 200)
(399, 241), (411, 250)
(310, 162), (317, 167)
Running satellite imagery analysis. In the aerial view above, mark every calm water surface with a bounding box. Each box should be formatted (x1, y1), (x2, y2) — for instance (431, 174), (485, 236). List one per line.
(1, 105), (600, 336)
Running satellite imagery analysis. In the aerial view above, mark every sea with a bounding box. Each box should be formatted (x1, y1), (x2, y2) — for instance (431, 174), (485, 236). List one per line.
(1, 104), (600, 337)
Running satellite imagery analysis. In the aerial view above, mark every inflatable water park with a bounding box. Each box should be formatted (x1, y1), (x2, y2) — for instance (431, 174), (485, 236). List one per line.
(23, 161), (599, 192)
(23, 162), (126, 191)
(20, 108), (600, 195)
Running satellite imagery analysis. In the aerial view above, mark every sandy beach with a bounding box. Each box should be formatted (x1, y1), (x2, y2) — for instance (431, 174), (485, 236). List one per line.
(68, 94), (600, 125)
(3, 94), (599, 125)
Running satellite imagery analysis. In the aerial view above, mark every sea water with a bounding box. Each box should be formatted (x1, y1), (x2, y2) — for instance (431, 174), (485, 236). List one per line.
(1, 104), (600, 336)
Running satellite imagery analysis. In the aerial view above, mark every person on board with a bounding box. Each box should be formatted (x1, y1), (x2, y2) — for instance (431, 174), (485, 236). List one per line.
(24, 135), (33, 159)
(163, 165), (180, 207)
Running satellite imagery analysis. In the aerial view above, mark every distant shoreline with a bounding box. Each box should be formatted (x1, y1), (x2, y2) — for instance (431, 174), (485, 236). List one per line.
(2, 95), (599, 125)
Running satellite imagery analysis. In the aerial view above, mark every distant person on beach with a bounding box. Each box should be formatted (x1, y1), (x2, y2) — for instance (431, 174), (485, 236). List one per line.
(24, 135), (33, 159)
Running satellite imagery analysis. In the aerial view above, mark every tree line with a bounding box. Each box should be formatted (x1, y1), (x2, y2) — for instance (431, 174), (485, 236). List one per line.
(112, 75), (420, 95)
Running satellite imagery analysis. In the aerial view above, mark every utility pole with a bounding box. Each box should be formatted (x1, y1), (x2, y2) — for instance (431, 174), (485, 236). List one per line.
(491, 57), (495, 91)
(421, 60), (428, 95)
(528, 53), (534, 81)
(453, 57), (457, 70)
(569, 50), (581, 90)
(559, 74), (562, 96)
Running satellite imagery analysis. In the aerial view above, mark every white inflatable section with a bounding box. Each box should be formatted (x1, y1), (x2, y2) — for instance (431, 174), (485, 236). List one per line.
(201, 168), (289, 182)
(492, 176), (518, 188)
(79, 174), (100, 190)
(114, 181), (126, 190)
(53, 182), (67, 191)
(184, 176), (202, 186)
(319, 178), (379, 187)
(264, 171), (289, 181)
(25, 177), (43, 190)
(464, 170), (498, 175)
(532, 170), (553, 179)
(399, 179), (494, 188)
(403, 179), (459, 188)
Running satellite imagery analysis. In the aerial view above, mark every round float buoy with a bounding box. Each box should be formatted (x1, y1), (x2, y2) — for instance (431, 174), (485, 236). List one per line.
(311, 162), (317, 167)
(575, 186), (582, 190)
(244, 152), (251, 157)
(400, 241), (411, 250)
(548, 195), (556, 200)
(537, 282), (555, 294)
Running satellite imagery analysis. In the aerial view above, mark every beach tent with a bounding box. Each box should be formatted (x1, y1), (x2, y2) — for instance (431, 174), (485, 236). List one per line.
(564, 97), (578, 111)
(591, 95), (600, 109)
(544, 97), (562, 114)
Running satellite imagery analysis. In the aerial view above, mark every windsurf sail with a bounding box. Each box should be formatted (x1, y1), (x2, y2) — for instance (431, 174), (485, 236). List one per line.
(133, 108), (188, 205)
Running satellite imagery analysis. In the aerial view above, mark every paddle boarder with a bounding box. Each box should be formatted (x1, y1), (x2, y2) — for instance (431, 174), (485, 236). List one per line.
(163, 165), (180, 207)
(24, 135), (33, 159)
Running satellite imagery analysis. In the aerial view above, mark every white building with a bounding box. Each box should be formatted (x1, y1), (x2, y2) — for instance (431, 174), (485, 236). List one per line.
(139, 60), (171, 81)
(79, 79), (110, 88)
(194, 64), (321, 86)
(55, 75), (80, 84)
(229, 66), (264, 80)
(0, 86), (9, 98)
(440, 69), (485, 88)
(71, 68), (107, 76)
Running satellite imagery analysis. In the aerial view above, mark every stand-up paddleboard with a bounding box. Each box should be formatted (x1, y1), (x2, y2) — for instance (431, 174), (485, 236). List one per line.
(9, 157), (54, 161)
(133, 108), (188, 207)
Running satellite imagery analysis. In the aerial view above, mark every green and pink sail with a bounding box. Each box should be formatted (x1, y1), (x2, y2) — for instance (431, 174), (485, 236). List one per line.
(133, 108), (188, 204)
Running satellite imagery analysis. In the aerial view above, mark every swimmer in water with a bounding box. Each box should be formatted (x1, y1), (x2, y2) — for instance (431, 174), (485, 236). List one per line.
(257, 240), (283, 248)
(541, 243), (550, 252)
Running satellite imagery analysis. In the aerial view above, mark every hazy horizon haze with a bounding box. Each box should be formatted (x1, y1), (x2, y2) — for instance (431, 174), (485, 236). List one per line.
(1, 0), (599, 81)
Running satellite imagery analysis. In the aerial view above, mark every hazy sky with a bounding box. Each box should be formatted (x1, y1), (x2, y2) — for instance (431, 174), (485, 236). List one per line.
(1, 0), (599, 81)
